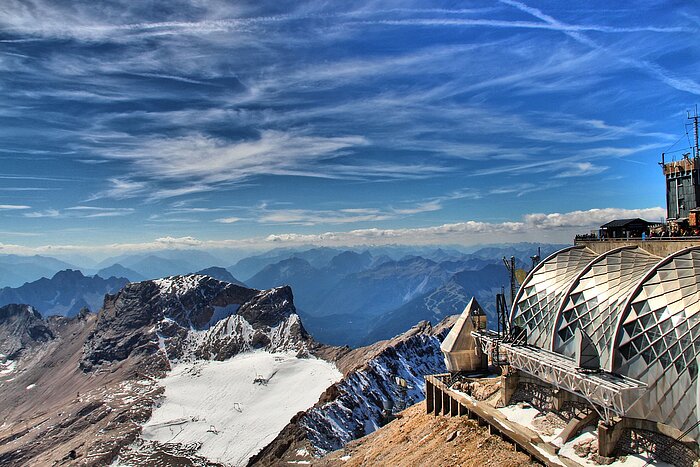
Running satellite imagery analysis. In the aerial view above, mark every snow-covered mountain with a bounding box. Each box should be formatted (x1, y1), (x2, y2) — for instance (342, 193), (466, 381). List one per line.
(0, 267), (482, 467)
(0, 273), (341, 466)
(0, 269), (129, 317)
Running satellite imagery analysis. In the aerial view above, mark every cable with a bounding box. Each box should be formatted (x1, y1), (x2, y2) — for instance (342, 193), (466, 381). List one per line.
(664, 133), (687, 154)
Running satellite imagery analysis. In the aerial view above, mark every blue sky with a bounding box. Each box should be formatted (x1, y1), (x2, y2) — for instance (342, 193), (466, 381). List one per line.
(0, 0), (699, 257)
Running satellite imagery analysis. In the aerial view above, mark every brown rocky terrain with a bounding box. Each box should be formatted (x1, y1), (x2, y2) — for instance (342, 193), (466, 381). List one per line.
(0, 309), (165, 466)
(316, 402), (538, 466)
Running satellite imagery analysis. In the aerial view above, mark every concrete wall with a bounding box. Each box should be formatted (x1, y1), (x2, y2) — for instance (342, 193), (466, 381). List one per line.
(575, 239), (700, 257)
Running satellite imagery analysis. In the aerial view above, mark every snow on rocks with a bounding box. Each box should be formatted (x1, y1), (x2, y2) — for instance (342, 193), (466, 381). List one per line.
(558, 428), (674, 467)
(140, 351), (341, 466)
(497, 402), (566, 444)
(0, 354), (16, 376)
(301, 331), (447, 454)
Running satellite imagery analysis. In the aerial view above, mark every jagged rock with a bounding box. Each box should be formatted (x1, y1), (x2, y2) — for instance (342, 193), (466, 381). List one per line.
(80, 275), (311, 371)
(0, 304), (54, 358)
(250, 318), (455, 465)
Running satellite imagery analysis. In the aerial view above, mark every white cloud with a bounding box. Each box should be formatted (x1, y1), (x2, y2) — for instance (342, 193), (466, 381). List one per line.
(1, 206), (666, 256)
(215, 217), (242, 224)
(522, 207), (666, 228)
(0, 204), (31, 210)
(91, 131), (376, 199)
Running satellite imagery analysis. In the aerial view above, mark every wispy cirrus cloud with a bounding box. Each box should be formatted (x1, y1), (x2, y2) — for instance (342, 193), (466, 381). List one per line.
(88, 130), (449, 200)
(24, 206), (135, 218)
(0, 0), (694, 246)
(499, 0), (700, 96)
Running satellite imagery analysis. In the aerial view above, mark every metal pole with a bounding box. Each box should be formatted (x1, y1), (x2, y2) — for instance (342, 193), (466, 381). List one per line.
(695, 106), (699, 159)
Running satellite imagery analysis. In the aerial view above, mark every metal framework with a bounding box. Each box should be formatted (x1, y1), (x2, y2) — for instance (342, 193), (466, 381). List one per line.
(473, 331), (646, 425)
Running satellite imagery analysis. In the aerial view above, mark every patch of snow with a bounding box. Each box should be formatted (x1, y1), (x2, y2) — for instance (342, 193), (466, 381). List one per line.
(0, 358), (16, 376)
(141, 351), (341, 466)
(531, 445), (566, 466)
(340, 455), (351, 461)
(559, 428), (674, 467)
(498, 403), (564, 443)
(295, 448), (309, 457)
(153, 275), (208, 297)
(26, 384), (36, 390)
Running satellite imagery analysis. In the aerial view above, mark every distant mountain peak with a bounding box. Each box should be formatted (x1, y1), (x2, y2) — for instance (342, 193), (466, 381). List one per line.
(51, 268), (86, 280)
(195, 267), (246, 286)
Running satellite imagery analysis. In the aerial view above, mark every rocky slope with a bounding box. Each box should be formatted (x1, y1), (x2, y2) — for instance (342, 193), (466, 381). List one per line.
(80, 274), (312, 370)
(315, 402), (537, 467)
(249, 317), (457, 466)
(0, 304), (54, 359)
(0, 269), (129, 317)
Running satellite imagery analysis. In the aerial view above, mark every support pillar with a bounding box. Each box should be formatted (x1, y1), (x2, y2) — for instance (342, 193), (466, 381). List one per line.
(442, 392), (450, 415)
(552, 388), (568, 411)
(450, 397), (459, 417)
(434, 384), (442, 416)
(426, 379), (434, 414)
(598, 418), (623, 458)
(500, 371), (520, 406)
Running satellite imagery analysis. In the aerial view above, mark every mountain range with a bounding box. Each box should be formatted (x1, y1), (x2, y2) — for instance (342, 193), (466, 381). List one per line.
(0, 270), (129, 317)
(0, 243), (563, 347)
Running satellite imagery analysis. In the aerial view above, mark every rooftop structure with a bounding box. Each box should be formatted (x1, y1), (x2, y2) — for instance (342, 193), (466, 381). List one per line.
(599, 218), (652, 239)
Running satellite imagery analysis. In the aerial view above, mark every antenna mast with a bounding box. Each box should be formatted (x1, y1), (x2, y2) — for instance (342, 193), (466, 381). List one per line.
(689, 106), (699, 159)
(695, 105), (699, 159)
(502, 256), (516, 307)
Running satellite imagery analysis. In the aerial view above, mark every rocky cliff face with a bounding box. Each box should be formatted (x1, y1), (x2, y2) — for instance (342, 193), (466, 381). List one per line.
(0, 304), (54, 359)
(80, 274), (311, 370)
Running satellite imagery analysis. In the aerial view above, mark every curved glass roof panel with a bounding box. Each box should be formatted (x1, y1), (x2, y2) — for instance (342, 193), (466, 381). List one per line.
(612, 248), (700, 439)
(511, 246), (597, 349)
(553, 247), (660, 369)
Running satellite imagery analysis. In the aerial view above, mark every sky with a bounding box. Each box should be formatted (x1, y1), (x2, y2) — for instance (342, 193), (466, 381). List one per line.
(0, 0), (699, 258)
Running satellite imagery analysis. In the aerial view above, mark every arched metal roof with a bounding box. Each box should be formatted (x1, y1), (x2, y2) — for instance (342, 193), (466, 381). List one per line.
(509, 244), (700, 441)
(510, 245), (597, 349)
(610, 246), (700, 437)
(551, 246), (660, 369)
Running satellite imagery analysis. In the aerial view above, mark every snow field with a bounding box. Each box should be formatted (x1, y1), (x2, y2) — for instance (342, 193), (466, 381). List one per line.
(141, 351), (341, 466)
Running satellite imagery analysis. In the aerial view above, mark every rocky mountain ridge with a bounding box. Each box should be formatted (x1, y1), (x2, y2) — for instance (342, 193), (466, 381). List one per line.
(250, 317), (457, 466)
